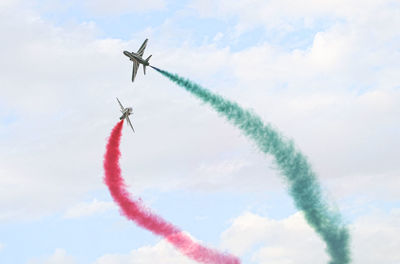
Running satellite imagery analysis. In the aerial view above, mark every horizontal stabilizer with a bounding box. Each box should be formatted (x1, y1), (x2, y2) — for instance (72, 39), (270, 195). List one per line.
(145, 54), (152, 63)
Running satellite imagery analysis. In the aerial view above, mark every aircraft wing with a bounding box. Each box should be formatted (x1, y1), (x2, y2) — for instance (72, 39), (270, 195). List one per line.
(131, 60), (139, 82)
(137, 39), (148, 57)
(116, 97), (124, 111)
(126, 116), (135, 133)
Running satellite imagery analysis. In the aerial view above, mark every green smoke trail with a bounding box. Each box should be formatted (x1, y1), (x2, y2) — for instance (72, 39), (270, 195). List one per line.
(151, 66), (351, 264)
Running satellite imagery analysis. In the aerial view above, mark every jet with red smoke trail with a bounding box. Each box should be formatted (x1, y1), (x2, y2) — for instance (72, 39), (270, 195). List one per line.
(116, 97), (135, 133)
(103, 120), (240, 264)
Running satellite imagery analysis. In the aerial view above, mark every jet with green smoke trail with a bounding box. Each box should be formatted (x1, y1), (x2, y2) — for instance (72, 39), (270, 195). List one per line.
(151, 66), (351, 264)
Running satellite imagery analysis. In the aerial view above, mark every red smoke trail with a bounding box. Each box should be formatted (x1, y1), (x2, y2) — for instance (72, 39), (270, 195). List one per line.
(103, 121), (240, 264)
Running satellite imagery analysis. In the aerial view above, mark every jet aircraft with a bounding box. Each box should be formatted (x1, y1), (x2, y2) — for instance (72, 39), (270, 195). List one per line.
(116, 97), (135, 133)
(123, 38), (152, 83)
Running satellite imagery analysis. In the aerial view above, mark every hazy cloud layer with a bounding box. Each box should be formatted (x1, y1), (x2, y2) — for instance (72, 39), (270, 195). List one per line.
(0, 1), (399, 264)
(94, 239), (198, 264)
(64, 199), (115, 218)
(220, 210), (400, 264)
(91, 209), (400, 264)
(0, 0), (399, 222)
(27, 249), (76, 264)
(84, 0), (166, 16)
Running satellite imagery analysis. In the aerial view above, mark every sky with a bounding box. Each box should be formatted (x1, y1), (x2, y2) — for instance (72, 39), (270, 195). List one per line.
(0, 0), (399, 263)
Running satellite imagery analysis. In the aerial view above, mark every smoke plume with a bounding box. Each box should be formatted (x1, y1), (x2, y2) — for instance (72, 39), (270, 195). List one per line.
(104, 120), (240, 264)
(152, 66), (351, 264)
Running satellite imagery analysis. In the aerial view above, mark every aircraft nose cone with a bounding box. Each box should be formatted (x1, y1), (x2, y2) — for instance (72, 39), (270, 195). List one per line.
(123, 51), (130, 56)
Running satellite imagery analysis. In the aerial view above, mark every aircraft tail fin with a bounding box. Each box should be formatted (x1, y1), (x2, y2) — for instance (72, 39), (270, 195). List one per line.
(143, 55), (152, 75)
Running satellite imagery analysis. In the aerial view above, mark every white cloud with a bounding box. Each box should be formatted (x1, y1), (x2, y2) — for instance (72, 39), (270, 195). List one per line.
(94, 239), (198, 264)
(190, 0), (396, 35)
(19, 210), (400, 264)
(351, 209), (400, 264)
(28, 248), (76, 264)
(0, 243), (4, 251)
(84, 0), (165, 15)
(0, 3), (139, 220)
(0, 2), (398, 264)
(221, 210), (400, 264)
(0, 0), (19, 9)
(221, 212), (328, 263)
(0, 0), (399, 223)
(64, 199), (114, 218)
(93, 209), (400, 264)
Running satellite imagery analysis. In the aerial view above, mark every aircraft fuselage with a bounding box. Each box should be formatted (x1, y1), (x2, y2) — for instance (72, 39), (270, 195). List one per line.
(119, 107), (133, 120)
(123, 51), (149, 66)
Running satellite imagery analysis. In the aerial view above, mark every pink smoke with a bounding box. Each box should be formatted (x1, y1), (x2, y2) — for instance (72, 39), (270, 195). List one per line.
(103, 121), (240, 264)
